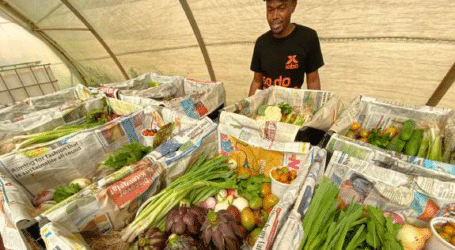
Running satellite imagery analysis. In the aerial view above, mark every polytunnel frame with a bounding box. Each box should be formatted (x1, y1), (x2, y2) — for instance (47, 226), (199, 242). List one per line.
(1, 0), (454, 106)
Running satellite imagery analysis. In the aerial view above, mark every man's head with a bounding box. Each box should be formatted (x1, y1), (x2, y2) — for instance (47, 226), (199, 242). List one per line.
(264, 0), (297, 38)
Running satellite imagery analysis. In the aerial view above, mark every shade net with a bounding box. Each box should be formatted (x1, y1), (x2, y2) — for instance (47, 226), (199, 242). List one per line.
(1, 0), (455, 108)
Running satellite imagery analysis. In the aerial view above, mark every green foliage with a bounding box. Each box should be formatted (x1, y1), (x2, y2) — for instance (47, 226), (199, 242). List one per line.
(236, 174), (270, 202)
(278, 102), (294, 115)
(147, 81), (160, 88)
(54, 183), (82, 203)
(103, 141), (153, 169)
(257, 104), (269, 116)
(300, 177), (403, 250)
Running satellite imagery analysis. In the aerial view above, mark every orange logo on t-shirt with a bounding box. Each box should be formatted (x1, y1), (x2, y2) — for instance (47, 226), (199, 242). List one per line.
(285, 55), (299, 70)
(263, 75), (291, 88)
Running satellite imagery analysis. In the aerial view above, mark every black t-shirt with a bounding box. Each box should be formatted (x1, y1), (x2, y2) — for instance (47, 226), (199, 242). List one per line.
(250, 24), (324, 89)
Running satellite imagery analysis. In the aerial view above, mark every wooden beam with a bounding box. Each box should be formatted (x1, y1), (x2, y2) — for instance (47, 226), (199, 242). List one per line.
(179, 0), (216, 82)
(427, 61), (455, 106)
(60, 0), (129, 80)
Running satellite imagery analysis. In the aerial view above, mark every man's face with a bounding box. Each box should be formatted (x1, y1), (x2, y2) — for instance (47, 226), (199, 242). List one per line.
(266, 0), (296, 37)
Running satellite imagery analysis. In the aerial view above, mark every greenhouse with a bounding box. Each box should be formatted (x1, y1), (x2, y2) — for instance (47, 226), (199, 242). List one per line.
(0, 0), (455, 249)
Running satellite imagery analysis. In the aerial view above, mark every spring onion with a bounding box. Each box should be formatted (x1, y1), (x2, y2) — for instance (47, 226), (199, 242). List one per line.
(121, 153), (236, 242)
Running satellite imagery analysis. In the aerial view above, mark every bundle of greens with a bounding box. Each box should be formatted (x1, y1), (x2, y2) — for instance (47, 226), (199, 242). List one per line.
(16, 101), (115, 150)
(299, 177), (403, 250)
(235, 174), (270, 202)
(53, 183), (82, 203)
(103, 141), (153, 169)
(122, 153), (236, 242)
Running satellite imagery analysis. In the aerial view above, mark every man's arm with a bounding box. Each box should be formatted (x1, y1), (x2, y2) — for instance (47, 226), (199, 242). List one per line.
(306, 70), (321, 90)
(249, 72), (263, 96)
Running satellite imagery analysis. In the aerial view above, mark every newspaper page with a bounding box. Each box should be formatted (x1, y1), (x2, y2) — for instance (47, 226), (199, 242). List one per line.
(325, 150), (455, 225)
(118, 94), (165, 107)
(0, 95), (104, 142)
(0, 104), (176, 227)
(219, 112), (302, 142)
(218, 123), (311, 176)
(221, 86), (343, 142)
(101, 72), (185, 98)
(35, 157), (165, 234)
(272, 148), (327, 250)
(0, 96), (115, 156)
(114, 76), (226, 120)
(149, 117), (219, 183)
(444, 111), (455, 164)
(0, 195), (40, 250)
(251, 147), (326, 250)
(0, 84), (93, 123)
(327, 128), (455, 181)
(169, 77), (226, 119)
(330, 95), (451, 135)
(40, 221), (89, 250)
(0, 100), (205, 248)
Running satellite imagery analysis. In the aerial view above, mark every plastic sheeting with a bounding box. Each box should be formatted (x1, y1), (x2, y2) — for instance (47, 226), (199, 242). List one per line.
(1, 0), (455, 108)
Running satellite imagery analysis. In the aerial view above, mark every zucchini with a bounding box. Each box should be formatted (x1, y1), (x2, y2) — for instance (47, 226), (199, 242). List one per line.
(387, 135), (406, 153)
(399, 120), (416, 141)
(404, 129), (424, 156)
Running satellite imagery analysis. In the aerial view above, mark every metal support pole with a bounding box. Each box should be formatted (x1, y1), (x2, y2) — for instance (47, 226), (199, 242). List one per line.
(427, 61), (455, 106)
(179, 0), (216, 82)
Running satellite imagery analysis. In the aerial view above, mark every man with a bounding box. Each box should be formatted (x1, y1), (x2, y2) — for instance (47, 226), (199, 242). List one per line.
(249, 0), (324, 96)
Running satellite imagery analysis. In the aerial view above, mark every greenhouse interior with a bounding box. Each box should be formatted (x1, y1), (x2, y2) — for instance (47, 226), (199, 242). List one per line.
(0, 0), (455, 249)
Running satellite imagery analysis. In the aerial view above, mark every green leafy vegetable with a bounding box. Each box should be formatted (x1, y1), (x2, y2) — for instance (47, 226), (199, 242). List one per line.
(122, 153), (236, 242)
(257, 104), (269, 116)
(236, 174), (271, 202)
(147, 81), (160, 88)
(54, 183), (82, 203)
(299, 177), (404, 250)
(103, 141), (153, 169)
(367, 129), (391, 149)
(278, 102), (294, 115)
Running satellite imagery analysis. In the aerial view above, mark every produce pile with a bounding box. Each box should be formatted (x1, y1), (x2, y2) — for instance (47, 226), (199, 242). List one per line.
(270, 166), (297, 184)
(434, 220), (455, 246)
(32, 141), (153, 213)
(0, 100), (119, 156)
(123, 154), (280, 250)
(255, 102), (312, 126)
(345, 119), (446, 162)
(299, 177), (432, 250)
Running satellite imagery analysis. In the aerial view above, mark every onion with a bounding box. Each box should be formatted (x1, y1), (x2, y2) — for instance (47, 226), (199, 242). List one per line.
(232, 197), (249, 213)
(33, 189), (55, 207)
(70, 178), (91, 189)
(216, 190), (227, 202)
(199, 197), (216, 210)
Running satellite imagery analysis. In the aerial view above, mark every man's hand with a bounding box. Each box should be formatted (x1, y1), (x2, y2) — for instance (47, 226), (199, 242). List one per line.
(306, 70), (321, 90)
(249, 72), (263, 96)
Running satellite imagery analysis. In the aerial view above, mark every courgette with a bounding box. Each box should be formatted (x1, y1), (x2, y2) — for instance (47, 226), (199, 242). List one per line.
(399, 120), (416, 141)
(387, 135), (406, 153)
(404, 129), (423, 156)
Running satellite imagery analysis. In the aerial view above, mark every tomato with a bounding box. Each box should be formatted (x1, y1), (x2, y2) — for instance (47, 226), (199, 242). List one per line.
(273, 167), (297, 184)
(359, 129), (369, 138)
(384, 127), (397, 138)
(263, 194), (279, 211)
(261, 183), (271, 197)
(241, 208), (256, 231)
(350, 122), (361, 131)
